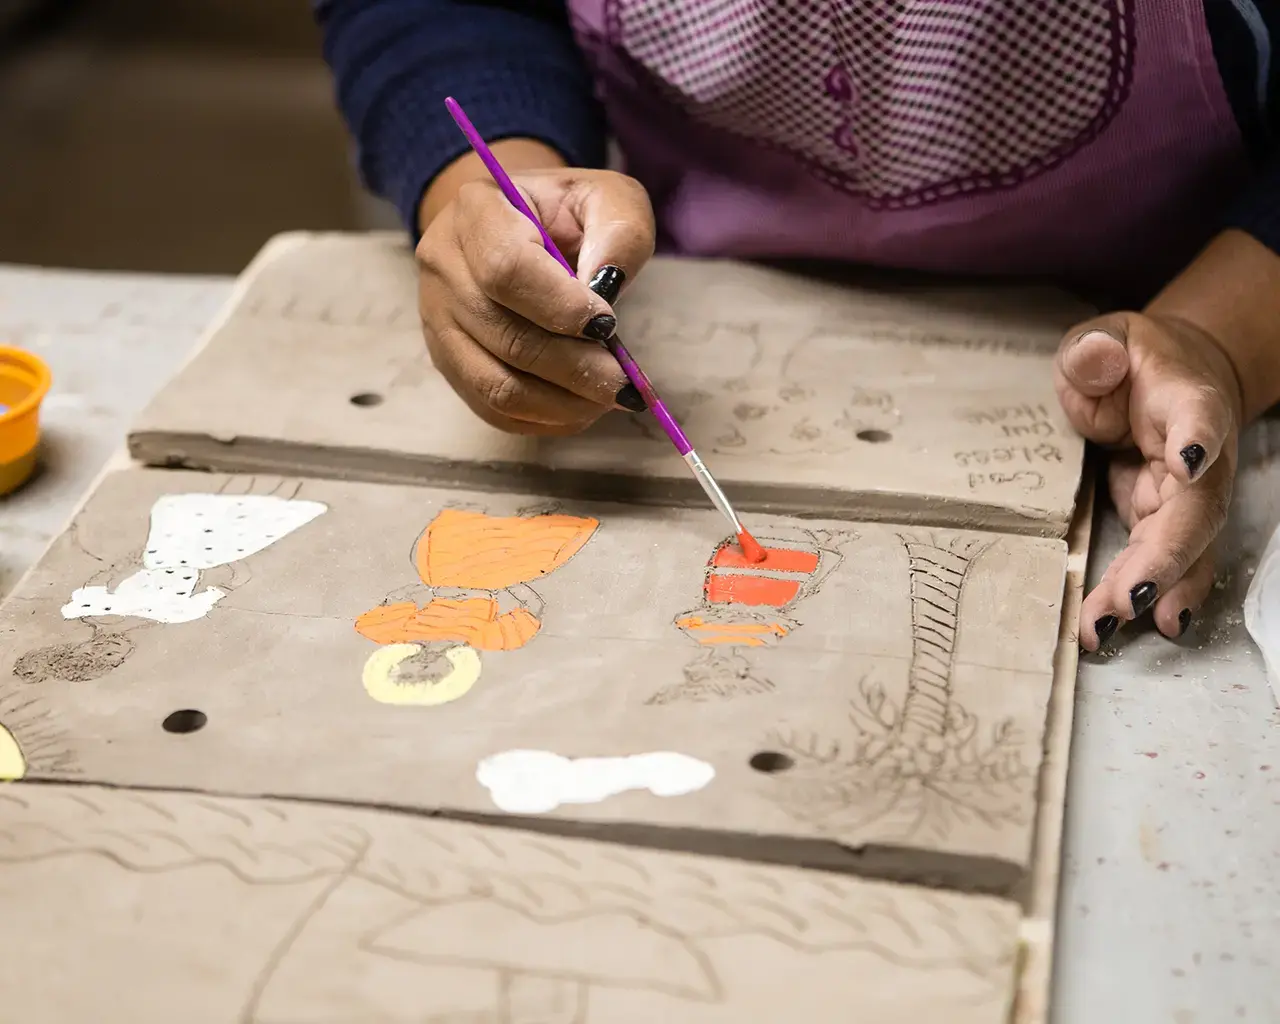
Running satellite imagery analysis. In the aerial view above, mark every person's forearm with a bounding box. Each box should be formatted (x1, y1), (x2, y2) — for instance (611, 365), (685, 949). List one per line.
(315, 0), (604, 237)
(1146, 229), (1280, 423)
(418, 138), (567, 233)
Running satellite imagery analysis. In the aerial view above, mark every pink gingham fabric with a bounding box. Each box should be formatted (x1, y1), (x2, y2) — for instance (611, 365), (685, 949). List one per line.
(604, 1), (1133, 207)
(569, 0), (1246, 297)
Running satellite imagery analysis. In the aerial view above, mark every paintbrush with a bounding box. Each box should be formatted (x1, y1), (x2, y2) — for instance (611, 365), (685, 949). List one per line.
(444, 96), (765, 563)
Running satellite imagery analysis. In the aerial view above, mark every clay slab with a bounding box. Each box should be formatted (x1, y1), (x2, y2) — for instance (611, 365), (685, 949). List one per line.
(0, 469), (1066, 894)
(129, 232), (1090, 535)
(0, 783), (1021, 1024)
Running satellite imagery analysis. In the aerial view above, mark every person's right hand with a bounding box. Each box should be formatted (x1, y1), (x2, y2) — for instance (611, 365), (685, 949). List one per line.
(417, 166), (656, 435)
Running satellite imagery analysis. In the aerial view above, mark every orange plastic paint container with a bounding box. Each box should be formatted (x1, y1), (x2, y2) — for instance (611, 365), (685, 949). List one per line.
(0, 346), (52, 496)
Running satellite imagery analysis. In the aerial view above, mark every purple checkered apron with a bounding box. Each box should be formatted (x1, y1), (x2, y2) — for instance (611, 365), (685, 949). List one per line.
(567, 1), (1247, 297)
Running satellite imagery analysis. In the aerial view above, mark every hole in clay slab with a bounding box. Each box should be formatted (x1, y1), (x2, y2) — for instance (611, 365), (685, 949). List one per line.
(856, 429), (892, 443)
(749, 750), (794, 773)
(162, 709), (207, 734)
(350, 392), (384, 407)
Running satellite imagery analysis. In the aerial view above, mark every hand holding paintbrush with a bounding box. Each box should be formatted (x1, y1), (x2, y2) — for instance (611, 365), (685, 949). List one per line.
(441, 97), (764, 562)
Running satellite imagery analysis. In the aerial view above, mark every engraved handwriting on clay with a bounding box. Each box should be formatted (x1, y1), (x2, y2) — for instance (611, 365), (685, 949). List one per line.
(966, 471), (1046, 493)
(61, 494), (327, 624)
(956, 403), (1058, 440)
(953, 443), (1062, 468)
(476, 750), (715, 814)
(955, 403), (1052, 426)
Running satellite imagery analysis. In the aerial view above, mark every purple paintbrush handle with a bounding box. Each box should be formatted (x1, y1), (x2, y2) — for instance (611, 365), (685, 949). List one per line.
(444, 97), (576, 277)
(444, 96), (693, 455)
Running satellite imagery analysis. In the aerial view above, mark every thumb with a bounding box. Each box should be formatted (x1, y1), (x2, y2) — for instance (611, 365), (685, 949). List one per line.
(571, 173), (657, 298)
(1053, 313), (1133, 444)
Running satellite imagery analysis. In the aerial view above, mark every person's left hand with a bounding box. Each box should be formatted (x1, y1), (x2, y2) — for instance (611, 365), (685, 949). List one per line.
(1054, 312), (1244, 651)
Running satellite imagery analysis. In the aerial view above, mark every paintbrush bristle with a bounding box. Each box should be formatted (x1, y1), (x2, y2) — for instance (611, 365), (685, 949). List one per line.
(736, 528), (766, 564)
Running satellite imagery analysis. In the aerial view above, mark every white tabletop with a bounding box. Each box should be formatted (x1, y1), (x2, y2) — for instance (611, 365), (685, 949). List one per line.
(1, 262), (1276, 1024)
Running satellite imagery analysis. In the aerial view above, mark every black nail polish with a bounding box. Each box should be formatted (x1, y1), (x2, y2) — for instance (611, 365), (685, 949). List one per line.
(588, 265), (626, 304)
(582, 313), (616, 342)
(1094, 615), (1119, 647)
(615, 382), (647, 413)
(1180, 443), (1206, 478)
(1178, 608), (1192, 636)
(1130, 581), (1158, 618)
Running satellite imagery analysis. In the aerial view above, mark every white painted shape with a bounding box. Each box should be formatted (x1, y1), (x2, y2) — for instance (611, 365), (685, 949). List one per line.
(142, 493), (328, 570)
(476, 749), (715, 814)
(62, 568), (225, 624)
(60, 493), (327, 624)
(1245, 519), (1280, 705)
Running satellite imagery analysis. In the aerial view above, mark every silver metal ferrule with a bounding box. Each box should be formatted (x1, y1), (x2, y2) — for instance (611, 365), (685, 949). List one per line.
(683, 449), (744, 534)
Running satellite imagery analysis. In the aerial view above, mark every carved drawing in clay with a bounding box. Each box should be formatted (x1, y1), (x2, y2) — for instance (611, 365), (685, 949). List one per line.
(760, 533), (1034, 841)
(0, 785), (1019, 1022)
(477, 749), (716, 813)
(0, 686), (78, 781)
(648, 529), (852, 705)
(354, 508), (597, 705)
(60, 491), (327, 624)
(625, 319), (901, 457)
(12, 632), (134, 684)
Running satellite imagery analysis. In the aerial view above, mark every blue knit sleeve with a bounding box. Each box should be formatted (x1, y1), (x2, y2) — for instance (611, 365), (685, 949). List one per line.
(314, 0), (606, 238)
(1224, 154), (1280, 256)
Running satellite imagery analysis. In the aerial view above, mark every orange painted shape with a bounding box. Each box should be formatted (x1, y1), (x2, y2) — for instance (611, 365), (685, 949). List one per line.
(675, 616), (789, 647)
(354, 602), (420, 645)
(415, 509), (597, 590)
(355, 598), (541, 651)
(713, 544), (819, 573)
(705, 574), (801, 607)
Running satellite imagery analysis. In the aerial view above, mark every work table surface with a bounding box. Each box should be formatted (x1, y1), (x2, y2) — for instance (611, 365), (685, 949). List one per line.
(1, 262), (1277, 1024)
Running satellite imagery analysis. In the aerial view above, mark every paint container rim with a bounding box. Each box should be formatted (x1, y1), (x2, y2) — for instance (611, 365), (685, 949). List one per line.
(0, 345), (52, 424)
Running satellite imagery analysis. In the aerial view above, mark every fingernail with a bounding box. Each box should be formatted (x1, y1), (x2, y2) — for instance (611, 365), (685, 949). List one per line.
(1070, 328), (1121, 350)
(1130, 581), (1158, 617)
(1178, 608), (1192, 636)
(1180, 443), (1206, 479)
(588, 265), (626, 304)
(1094, 615), (1119, 648)
(615, 382), (647, 412)
(583, 313), (616, 342)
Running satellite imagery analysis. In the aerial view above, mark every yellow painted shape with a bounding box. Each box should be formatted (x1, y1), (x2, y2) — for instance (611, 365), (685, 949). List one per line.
(416, 509), (597, 589)
(0, 723), (25, 780)
(362, 643), (482, 706)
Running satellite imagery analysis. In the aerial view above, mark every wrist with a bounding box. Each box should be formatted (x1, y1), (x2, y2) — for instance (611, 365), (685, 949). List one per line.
(418, 138), (568, 235)
(1146, 230), (1280, 424)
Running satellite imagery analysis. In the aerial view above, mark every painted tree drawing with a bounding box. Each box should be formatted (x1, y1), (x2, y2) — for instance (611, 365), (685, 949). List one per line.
(762, 532), (1033, 842)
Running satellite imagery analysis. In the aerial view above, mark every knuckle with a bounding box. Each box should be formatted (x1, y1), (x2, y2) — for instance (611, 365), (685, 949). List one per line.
(415, 233), (444, 276)
(1163, 541), (1195, 577)
(1201, 487), (1232, 534)
(499, 321), (550, 370)
(482, 371), (525, 415)
(454, 180), (491, 217)
(474, 242), (524, 295)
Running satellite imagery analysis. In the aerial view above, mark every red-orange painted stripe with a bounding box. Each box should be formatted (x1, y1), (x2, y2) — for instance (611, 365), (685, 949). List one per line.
(713, 544), (819, 573)
(706, 574), (801, 607)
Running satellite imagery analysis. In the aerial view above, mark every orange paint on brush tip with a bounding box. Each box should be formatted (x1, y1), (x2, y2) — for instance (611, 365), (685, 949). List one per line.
(736, 528), (766, 564)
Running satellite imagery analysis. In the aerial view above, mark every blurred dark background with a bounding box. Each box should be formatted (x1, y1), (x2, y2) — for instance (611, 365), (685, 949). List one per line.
(0, 0), (387, 274)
